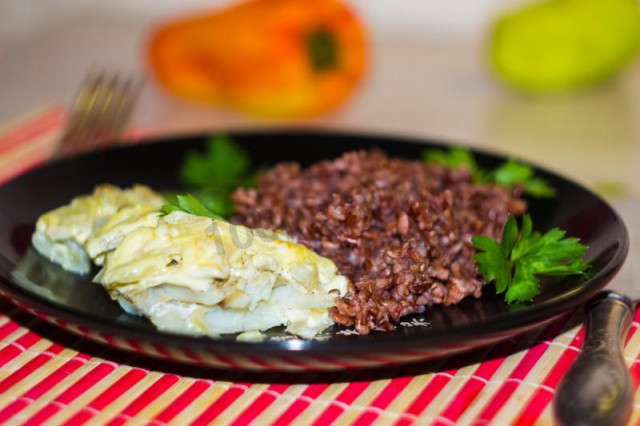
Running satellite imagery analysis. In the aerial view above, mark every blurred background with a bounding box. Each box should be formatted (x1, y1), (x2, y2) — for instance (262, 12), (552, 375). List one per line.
(0, 0), (639, 196)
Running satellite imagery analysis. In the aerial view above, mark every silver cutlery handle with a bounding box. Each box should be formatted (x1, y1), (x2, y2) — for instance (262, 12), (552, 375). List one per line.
(554, 291), (634, 426)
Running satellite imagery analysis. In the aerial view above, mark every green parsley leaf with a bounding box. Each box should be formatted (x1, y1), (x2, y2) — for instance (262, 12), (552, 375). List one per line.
(422, 147), (555, 198)
(422, 147), (479, 174)
(180, 134), (251, 188)
(472, 214), (589, 303)
(193, 189), (236, 218)
(161, 194), (225, 221)
(492, 160), (556, 198)
(161, 189), (236, 218)
(177, 134), (263, 219)
(472, 235), (512, 294)
(492, 160), (532, 186)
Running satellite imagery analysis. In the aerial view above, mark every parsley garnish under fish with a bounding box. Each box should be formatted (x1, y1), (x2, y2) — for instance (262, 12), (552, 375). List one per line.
(161, 194), (225, 221)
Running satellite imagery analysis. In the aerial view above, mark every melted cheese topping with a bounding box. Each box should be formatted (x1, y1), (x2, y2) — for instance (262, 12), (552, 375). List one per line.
(35, 184), (164, 244)
(86, 205), (161, 265)
(97, 211), (348, 338)
(32, 184), (165, 273)
(32, 185), (349, 338)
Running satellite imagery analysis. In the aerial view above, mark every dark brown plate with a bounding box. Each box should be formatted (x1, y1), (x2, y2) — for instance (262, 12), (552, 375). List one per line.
(0, 131), (628, 371)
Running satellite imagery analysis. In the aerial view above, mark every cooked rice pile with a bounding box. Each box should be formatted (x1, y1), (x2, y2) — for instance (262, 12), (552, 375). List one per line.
(232, 150), (526, 334)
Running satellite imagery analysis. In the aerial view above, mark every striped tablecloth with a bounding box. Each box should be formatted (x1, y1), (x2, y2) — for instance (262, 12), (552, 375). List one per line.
(1, 107), (639, 426)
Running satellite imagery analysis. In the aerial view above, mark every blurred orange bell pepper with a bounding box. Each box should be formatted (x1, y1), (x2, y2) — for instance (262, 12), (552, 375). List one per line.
(148, 0), (368, 118)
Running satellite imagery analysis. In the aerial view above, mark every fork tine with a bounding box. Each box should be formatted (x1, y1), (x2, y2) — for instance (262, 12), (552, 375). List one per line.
(58, 74), (96, 138)
(89, 73), (118, 150)
(99, 75), (134, 148)
(108, 76), (142, 142)
(89, 73), (119, 150)
(56, 72), (105, 156)
(55, 71), (140, 158)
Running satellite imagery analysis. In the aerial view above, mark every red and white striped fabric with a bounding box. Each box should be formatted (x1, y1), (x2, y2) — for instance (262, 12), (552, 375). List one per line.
(1, 106), (639, 425)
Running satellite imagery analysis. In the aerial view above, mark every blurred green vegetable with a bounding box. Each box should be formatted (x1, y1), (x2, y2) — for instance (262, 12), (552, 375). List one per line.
(180, 134), (251, 189)
(422, 147), (555, 197)
(489, 0), (640, 93)
(492, 160), (556, 198)
(177, 135), (259, 218)
(422, 147), (480, 174)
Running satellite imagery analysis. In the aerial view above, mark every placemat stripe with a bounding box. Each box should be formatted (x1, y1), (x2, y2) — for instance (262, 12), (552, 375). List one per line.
(381, 359), (450, 418)
(474, 313), (573, 423)
(107, 374), (181, 426)
(327, 378), (398, 425)
(271, 383), (330, 425)
(0, 106), (65, 154)
(21, 362), (117, 425)
(0, 329), (104, 419)
(538, 320), (640, 426)
(0, 349), (88, 422)
(455, 328), (550, 425)
(276, 371), (364, 425)
(0, 341), (67, 421)
(6, 352), (102, 424)
(629, 382), (640, 424)
(59, 368), (148, 425)
(490, 317), (582, 425)
(515, 308), (640, 425)
(416, 346), (496, 423)
(288, 382), (353, 424)
(135, 379), (201, 425)
(514, 328), (583, 424)
(338, 377), (402, 425)
(0, 337), (66, 406)
(250, 382), (319, 425)
(395, 370), (456, 422)
(228, 383), (290, 425)
(176, 381), (244, 425)
(351, 376), (413, 426)
(40, 366), (137, 426)
(150, 381), (212, 424)
(0, 341), (64, 394)
(91, 372), (173, 426)
(436, 339), (517, 423)
(209, 383), (277, 424)
(393, 352), (488, 426)
(310, 381), (371, 425)
(0, 322), (48, 368)
(0, 116), (62, 181)
(630, 355), (640, 392)
(0, 319), (24, 342)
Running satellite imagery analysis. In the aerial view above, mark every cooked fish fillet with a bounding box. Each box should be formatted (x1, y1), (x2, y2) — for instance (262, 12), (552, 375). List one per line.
(85, 204), (161, 265)
(95, 211), (348, 339)
(32, 184), (165, 274)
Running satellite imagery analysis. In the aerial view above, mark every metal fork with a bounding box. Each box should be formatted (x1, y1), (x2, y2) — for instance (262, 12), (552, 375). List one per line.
(55, 71), (142, 157)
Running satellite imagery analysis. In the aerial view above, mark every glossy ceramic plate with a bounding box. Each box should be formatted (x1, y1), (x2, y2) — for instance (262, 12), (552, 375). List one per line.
(0, 131), (628, 371)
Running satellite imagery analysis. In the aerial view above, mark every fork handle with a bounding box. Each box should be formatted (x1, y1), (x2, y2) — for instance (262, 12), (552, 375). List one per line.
(554, 291), (634, 426)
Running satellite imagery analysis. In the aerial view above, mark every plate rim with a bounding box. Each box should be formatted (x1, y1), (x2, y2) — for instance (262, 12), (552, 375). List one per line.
(0, 129), (630, 354)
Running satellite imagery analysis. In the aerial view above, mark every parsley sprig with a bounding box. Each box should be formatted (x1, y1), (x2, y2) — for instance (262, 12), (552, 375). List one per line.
(472, 214), (589, 303)
(422, 147), (555, 198)
(492, 160), (555, 198)
(161, 194), (225, 221)
(180, 134), (253, 189)
(422, 147), (480, 174)
(171, 134), (259, 218)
